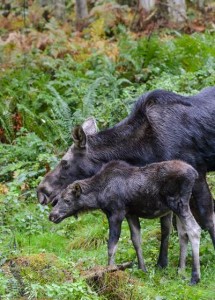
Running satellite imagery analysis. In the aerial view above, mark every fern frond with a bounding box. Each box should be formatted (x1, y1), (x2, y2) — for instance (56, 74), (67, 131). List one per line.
(0, 102), (14, 143)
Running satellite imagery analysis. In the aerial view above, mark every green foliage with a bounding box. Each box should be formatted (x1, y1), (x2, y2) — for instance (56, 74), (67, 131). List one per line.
(1, 31), (214, 145)
(26, 281), (100, 300)
(117, 32), (215, 84)
(0, 129), (57, 185)
(1, 12), (215, 300)
(0, 255), (101, 299)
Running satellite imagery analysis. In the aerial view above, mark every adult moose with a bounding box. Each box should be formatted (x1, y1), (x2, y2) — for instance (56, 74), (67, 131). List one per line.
(37, 87), (215, 266)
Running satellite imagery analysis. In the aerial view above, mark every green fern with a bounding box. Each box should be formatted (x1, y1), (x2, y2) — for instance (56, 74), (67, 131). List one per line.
(0, 102), (14, 143)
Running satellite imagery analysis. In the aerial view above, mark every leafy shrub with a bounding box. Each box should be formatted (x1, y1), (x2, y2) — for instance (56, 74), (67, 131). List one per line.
(1, 31), (214, 144)
(27, 281), (100, 300)
(0, 129), (57, 183)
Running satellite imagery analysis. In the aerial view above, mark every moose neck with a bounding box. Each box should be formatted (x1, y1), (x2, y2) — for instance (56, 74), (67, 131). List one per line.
(87, 121), (152, 165)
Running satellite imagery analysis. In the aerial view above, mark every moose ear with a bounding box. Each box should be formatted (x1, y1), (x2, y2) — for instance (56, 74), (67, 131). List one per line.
(82, 117), (98, 135)
(72, 118), (97, 148)
(72, 183), (82, 198)
(72, 126), (86, 148)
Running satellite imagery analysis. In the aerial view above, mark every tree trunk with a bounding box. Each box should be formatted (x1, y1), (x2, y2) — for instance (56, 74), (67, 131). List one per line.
(196, 0), (205, 10)
(75, 0), (88, 31)
(139, 0), (155, 12)
(53, 0), (66, 20)
(39, 0), (66, 20)
(167, 0), (187, 23)
(40, 0), (48, 6)
(75, 0), (88, 20)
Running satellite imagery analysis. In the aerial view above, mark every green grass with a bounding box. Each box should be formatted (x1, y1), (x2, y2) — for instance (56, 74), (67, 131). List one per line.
(1, 23), (215, 299)
(1, 175), (215, 299)
(1, 206), (214, 299)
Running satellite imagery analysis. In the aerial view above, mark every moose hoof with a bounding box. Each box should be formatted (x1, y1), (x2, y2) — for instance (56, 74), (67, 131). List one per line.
(156, 260), (168, 269)
(190, 277), (200, 285)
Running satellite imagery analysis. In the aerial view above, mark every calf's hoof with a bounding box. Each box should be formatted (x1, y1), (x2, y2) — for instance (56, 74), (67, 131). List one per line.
(139, 265), (147, 272)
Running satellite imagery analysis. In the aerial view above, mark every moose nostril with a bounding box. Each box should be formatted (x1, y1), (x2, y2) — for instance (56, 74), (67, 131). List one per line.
(37, 184), (53, 205)
(37, 191), (49, 205)
(37, 186), (51, 197)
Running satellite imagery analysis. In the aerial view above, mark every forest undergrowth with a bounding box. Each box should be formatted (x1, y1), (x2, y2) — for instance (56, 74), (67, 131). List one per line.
(0, 1), (215, 299)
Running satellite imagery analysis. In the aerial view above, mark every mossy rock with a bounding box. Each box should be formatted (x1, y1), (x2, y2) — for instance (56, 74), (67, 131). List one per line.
(9, 253), (71, 285)
(89, 269), (144, 300)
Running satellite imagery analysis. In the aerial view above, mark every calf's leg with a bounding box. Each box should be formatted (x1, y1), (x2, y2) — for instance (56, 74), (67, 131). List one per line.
(176, 216), (188, 271)
(126, 214), (147, 272)
(107, 214), (124, 265)
(157, 212), (173, 268)
(176, 210), (201, 285)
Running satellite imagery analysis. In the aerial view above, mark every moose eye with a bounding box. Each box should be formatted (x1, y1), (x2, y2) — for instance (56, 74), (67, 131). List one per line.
(64, 198), (70, 204)
(61, 160), (69, 169)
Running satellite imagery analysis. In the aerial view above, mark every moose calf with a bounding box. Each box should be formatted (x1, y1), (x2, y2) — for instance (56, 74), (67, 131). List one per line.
(49, 160), (201, 284)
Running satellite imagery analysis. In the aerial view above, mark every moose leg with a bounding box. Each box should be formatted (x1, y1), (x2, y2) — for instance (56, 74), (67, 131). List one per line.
(126, 214), (147, 272)
(107, 214), (124, 266)
(192, 175), (215, 248)
(157, 212), (173, 268)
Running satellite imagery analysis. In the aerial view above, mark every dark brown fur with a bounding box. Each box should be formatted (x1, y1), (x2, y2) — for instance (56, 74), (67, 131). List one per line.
(38, 87), (215, 266)
(49, 160), (201, 284)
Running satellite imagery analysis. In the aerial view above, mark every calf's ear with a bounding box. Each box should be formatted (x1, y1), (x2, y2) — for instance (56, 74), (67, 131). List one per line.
(72, 126), (86, 148)
(72, 183), (82, 198)
(82, 117), (98, 135)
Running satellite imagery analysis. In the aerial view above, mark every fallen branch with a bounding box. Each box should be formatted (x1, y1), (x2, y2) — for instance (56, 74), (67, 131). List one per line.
(82, 262), (133, 280)
(144, 8), (158, 24)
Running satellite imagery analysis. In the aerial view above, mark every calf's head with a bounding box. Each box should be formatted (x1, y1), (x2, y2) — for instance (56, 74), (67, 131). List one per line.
(37, 118), (100, 206)
(49, 182), (83, 223)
